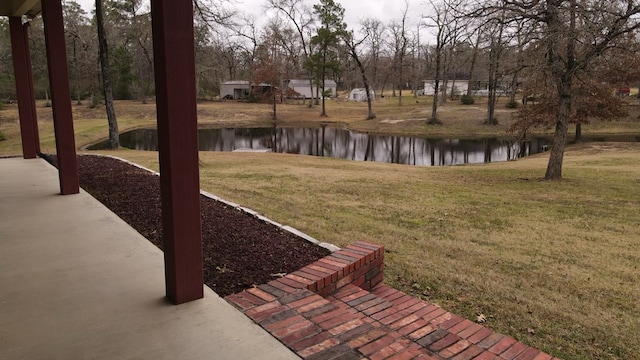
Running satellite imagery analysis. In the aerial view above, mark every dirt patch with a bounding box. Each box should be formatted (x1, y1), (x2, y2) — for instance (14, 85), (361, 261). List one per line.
(52, 154), (330, 296)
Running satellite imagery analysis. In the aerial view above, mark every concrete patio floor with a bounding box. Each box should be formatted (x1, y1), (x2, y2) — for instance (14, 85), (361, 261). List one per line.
(0, 157), (300, 360)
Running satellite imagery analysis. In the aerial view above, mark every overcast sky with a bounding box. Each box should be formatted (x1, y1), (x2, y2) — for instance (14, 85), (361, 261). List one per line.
(74, 0), (433, 34)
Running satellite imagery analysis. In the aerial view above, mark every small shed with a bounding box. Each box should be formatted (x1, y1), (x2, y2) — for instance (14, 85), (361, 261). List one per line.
(348, 88), (375, 102)
(287, 79), (337, 99)
(423, 80), (469, 96)
(220, 80), (250, 99)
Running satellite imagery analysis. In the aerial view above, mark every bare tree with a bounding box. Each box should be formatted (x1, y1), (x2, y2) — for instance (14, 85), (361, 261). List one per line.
(477, 0), (640, 179)
(425, 0), (463, 124)
(482, 11), (507, 125)
(63, 1), (97, 105)
(193, 0), (235, 30)
(96, 0), (118, 149)
(464, 28), (482, 98)
(269, 0), (317, 106)
(344, 29), (375, 119)
(267, 18), (306, 81)
(388, 2), (409, 105)
(231, 14), (262, 83)
(361, 18), (386, 98)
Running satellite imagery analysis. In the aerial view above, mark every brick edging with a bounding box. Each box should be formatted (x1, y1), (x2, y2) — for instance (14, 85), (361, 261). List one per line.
(266, 241), (385, 297)
(227, 242), (557, 360)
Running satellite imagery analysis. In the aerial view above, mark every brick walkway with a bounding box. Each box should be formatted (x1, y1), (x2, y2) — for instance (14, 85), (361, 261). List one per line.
(226, 241), (558, 360)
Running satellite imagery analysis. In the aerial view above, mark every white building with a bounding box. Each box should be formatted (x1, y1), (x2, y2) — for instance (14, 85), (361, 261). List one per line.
(422, 80), (469, 96)
(287, 79), (337, 99)
(348, 88), (375, 102)
(220, 80), (251, 99)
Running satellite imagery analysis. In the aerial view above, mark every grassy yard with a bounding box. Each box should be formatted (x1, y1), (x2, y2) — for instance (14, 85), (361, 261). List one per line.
(1, 96), (640, 359)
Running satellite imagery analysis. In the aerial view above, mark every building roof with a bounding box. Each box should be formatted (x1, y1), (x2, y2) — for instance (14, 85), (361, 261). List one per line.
(289, 79), (337, 87)
(221, 80), (250, 85)
(0, 0), (42, 17)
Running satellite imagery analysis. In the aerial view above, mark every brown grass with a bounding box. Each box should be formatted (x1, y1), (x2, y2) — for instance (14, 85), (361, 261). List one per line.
(1, 97), (640, 359)
(99, 141), (640, 360)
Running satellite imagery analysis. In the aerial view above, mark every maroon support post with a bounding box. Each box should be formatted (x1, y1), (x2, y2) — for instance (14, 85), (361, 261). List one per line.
(41, 0), (79, 195)
(23, 22), (41, 154)
(151, 0), (204, 304)
(9, 17), (39, 159)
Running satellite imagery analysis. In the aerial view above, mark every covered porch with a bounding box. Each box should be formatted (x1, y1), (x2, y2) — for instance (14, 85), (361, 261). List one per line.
(0, 0), (296, 357)
(0, 156), (300, 359)
(3, 0), (205, 304)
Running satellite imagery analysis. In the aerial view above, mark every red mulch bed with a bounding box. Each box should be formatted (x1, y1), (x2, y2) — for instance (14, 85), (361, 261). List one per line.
(48, 154), (330, 296)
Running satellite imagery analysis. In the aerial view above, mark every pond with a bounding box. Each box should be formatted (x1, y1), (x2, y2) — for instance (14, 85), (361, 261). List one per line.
(89, 127), (639, 167)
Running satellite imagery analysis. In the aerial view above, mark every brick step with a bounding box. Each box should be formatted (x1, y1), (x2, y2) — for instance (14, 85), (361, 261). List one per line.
(225, 241), (556, 360)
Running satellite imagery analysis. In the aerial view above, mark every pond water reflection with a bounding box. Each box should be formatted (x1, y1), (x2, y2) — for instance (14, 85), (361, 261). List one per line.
(94, 127), (573, 166)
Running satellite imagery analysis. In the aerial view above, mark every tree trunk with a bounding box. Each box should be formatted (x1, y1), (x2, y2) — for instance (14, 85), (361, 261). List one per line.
(44, 88), (51, 107)
(380, 73), (390, 99)
(321, 82), (326, 116)
(440, 79), (447, 105)
(545, 0), (576, 180)
(398, 56), (403, 106)
(509, 73), (518, 104)
(321, 51), (327, 117)
(449, 78), (456, 100)
(545, 82), (572, 180)
(365, 85), (374, 120)
(487, 80), (497, 124)
(272, 95), (277, 121)
(466, 35), (481, 97)
(440, 52), (449, 106)
(349, 45), (375, 120)
(307, 78), (314, 107)
(574, 123), (582, 142)
(429, 47), (442, 124)
(431, 80), (439, 121)
(96, 0), (119, 149)
(486, 37), (501, 125)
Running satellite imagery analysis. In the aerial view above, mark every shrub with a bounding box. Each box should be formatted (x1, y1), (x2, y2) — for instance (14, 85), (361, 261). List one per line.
(0, 131), (6, 141)
(506, 101), (519, 109)
(460, 95), (475, 105)
(427, 117), (443, 125)
(483, 117), (499, 125)
(247, 94), (260, 103)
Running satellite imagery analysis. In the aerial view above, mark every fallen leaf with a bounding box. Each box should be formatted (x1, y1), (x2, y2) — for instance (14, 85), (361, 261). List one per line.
(476, 314), (487, 323)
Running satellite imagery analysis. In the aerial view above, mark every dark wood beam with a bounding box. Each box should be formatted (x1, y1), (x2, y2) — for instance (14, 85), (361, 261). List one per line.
(41, 0), (79, 195)
(9, 17), (39, 159)
(151, 0), (204, 304)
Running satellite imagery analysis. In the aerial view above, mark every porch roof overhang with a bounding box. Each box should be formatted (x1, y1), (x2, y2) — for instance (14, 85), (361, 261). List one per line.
(0, 0), (41, 18)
